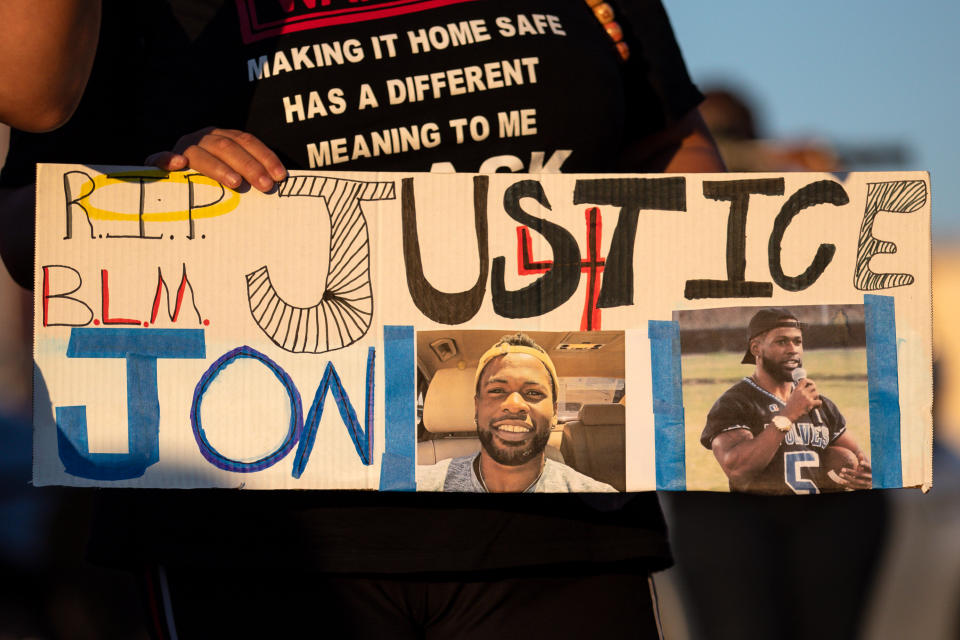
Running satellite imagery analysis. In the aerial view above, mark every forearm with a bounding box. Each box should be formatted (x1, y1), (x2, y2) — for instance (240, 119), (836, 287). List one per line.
(833, 432), (867, 462)
(715, 428), (784, 484)
(660, 135), (727, 173)
(0, 0), (101, 132)
(620, 108), (726, 173)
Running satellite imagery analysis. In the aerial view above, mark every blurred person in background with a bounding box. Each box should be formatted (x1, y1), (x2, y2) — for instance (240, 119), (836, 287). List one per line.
(698, 88), (840, 172)
(657, 86), (888, 640)
(685, 86), (960, 640)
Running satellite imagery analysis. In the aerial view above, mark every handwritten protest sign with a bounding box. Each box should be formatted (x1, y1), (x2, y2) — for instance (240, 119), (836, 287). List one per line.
(33, 166), (932, 493)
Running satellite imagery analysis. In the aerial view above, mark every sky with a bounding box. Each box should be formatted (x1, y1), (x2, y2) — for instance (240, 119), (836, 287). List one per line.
(664, 0), (960, 239)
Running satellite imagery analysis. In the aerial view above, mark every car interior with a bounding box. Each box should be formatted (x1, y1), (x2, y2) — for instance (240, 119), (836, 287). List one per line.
(416, 330), (627, 491)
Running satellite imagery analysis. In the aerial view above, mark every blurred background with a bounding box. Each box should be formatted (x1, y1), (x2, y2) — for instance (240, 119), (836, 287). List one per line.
(1, 1), (958, 637)
(653, 2), (960, 638)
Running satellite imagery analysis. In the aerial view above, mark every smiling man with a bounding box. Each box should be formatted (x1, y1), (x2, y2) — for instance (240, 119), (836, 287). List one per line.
(419, 333), (616, 493)
(701, 308), (873, 494)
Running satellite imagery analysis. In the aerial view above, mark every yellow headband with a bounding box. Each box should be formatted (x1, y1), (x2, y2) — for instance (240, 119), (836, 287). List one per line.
(474, 343), (559, 397)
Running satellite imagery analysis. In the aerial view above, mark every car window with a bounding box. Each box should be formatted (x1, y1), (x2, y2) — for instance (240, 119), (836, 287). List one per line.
(557, 377), (625, 422)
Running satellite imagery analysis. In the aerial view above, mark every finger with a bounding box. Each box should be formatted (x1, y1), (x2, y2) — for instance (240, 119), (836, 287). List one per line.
(826, 470), (849, 486)
(214, 129), (287, 183)
(180, 146), (244, 189)
(206, 128), (286, 186)
(836, 470), (871, 490)
(145, 151), (188, 171)
(192, 130), (277, 192)
(194, 131), (271, 190)
(840, 468), (872, 483)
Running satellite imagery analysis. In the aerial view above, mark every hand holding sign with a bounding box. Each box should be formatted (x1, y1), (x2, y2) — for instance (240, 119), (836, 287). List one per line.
(146, 126), (287, 193)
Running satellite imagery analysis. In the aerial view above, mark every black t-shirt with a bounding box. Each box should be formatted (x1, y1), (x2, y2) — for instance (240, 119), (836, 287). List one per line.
(9, 0), (703, 573)
(2, 0), (701, 181)
(701, 378), (847, 495)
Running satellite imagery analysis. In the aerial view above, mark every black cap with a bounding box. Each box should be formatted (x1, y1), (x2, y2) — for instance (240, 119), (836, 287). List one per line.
(741, 308), (801, 364)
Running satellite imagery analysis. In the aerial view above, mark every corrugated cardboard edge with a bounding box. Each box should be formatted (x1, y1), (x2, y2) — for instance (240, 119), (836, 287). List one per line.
(925, 170), (934, 493)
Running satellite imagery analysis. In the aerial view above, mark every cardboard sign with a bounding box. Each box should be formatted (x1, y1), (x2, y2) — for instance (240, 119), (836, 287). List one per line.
(33, 166), (932, 493)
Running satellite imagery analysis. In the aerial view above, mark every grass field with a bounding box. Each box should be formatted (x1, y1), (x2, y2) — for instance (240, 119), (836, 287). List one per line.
(681, 347), (870, 491)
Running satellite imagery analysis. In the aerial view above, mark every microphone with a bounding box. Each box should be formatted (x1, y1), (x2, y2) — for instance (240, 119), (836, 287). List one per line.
(791, 368), (824, 425)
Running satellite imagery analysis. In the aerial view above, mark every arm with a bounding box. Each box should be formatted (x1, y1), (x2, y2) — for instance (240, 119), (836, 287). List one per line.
(146, 110), (719, 192)
(0, 0), (101, 132)
(620, 108), (726, 173)
(710, 427), (785, 487)
(706, 380), (822, 486)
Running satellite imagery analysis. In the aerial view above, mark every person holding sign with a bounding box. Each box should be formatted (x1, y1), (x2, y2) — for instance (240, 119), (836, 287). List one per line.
(701, 308), (873, 494)
(418, 333), (617, 492)
(2, 1), (723, 637)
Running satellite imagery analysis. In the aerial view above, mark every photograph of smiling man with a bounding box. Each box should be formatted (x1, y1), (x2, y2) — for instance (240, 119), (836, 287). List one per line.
(417, 333), (618, 493)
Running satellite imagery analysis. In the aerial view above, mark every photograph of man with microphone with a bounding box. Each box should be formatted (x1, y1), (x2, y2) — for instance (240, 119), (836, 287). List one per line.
(697, 307), (873, 494)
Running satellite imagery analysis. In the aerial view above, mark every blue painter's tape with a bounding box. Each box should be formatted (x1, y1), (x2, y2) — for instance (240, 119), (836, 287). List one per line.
(57, 355), (162, 480)
(649, 321), (686, 491)
(58, 328), (205, 480)
(67, 327), (205, 358)
(380, 453), (415, 492)
(57, 405), (159, 481)
(380, 326), (415, 491)
(864, 294), (902, 488)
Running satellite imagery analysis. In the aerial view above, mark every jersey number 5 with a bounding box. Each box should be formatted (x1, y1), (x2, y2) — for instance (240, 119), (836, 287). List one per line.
(784, 451), (821, 495)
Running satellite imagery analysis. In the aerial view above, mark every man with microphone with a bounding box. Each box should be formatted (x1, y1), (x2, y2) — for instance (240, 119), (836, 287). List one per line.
(701, 308), (873, 494)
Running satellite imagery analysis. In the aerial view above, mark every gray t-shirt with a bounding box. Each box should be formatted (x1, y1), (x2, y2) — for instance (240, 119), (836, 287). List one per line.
(417, 453), (617, 493)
